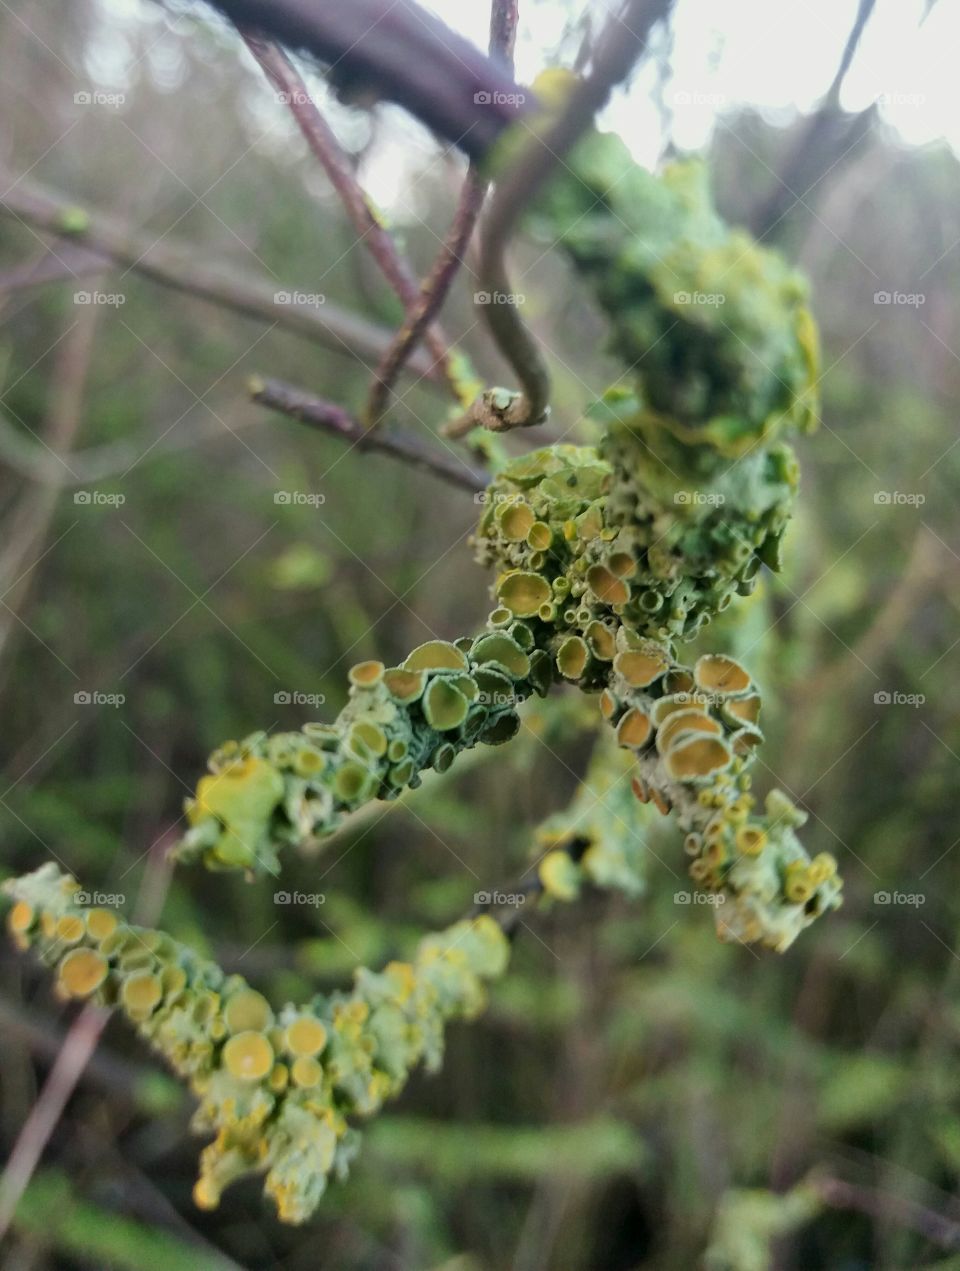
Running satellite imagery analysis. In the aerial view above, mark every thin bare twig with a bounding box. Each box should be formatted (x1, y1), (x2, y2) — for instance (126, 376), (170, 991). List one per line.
(249, 376), (486, 491)
(0, 174), (437, 379)
(446, 0), (673, 438)
(240, 33), (459, 398)
(364, 0), (521, 426)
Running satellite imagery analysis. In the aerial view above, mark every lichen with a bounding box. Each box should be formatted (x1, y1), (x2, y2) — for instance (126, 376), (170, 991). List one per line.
(4, 863), (509, 1224)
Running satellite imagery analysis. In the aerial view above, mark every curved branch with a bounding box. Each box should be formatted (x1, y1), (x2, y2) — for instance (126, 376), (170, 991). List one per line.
(210, 0), (529, 159)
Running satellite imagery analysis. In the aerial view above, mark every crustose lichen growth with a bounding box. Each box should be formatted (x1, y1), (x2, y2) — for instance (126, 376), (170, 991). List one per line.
(4, 112), (842, 1222)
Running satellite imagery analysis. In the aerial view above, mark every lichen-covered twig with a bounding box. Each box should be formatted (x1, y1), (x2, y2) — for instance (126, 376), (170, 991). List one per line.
(4, 92), (846, 1229)
(4, 864), (510, 1224)
(248, 376), (486, 491)
(240, 34), (460, 399)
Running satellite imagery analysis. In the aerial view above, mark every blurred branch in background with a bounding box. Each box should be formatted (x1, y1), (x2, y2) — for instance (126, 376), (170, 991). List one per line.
(0, 838), (173, 1241)
(749, 0), (878, 241)
(0, 299), (100, 675)
(0, 243), (107, 298)
(0, 401), (265, 488)
(0, 175), (437, 377)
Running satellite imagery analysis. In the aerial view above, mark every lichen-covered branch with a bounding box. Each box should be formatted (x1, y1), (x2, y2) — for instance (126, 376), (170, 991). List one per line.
(174, 625), (546, 876)
(3, 76), (847, 1231)
(4, 864), (510, 1224)
(184, 146), (838, 951)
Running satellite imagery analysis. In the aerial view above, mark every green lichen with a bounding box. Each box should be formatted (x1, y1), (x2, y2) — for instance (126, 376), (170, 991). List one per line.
(171, 147), (840, 950)
(3, 123), (845, 1227)
(4, 864), (509, 1224)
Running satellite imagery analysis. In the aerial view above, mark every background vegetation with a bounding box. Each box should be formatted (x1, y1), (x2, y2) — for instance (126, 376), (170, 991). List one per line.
(1, 1), (958, 1267)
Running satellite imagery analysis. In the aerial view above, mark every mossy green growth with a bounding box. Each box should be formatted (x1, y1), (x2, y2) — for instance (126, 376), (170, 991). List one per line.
(529, 132), (819, 464)
(3, 864), (510, 1225)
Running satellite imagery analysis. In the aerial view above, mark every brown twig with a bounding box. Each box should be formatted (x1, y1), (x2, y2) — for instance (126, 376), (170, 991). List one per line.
(249, 376), (486, 491)
(211, 0), (529, 159)
(0, 174), (437, 379)
(240, 33), (458, 397)
(446, 0), (673, 438)
(364, 0), (521, 426)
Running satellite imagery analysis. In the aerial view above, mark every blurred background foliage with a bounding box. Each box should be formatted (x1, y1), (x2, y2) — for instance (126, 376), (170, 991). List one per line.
(1, 1), (959, 1268)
